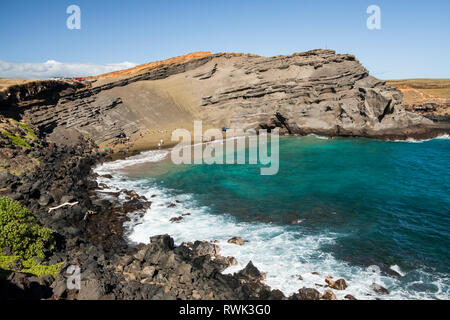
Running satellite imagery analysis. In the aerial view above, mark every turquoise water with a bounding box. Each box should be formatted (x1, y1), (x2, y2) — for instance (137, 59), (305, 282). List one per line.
(96, 135), (450, 299)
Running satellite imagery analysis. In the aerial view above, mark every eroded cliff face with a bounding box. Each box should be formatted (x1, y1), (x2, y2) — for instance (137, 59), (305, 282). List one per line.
(198, 50), (432, 138)
(1, 50), (448, 146)
(0, 80), (84, 119)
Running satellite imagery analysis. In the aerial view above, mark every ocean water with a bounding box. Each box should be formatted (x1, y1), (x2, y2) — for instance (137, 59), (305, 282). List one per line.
(95, 135), (450, 300)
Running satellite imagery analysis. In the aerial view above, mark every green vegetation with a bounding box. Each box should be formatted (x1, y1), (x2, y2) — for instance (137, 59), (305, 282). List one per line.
(0, 254), (16, 280)
(0, 197), (55, 259)
(0, 120), (42, 177)
(0, 197), (62, 278)
(0, 121), (38, 149)
(21, 258), (63, 277)
(0, 254), (16, 269)
(17, 122), (38, 139)
(1, 130), (31, 149)
(0, 254), (63, 278)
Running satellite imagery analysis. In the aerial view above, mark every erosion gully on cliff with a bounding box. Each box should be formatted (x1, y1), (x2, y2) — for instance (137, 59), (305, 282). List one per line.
(0, 49), (448, 300)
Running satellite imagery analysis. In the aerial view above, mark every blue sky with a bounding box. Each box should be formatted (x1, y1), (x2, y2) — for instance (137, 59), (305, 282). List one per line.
(0, 0), (449, 79)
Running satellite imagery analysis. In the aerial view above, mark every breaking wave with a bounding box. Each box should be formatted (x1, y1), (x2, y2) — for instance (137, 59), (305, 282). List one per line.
(94, 145), (450, 300)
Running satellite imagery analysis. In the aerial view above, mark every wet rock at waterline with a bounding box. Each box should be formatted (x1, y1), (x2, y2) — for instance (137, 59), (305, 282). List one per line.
(227, 237), (245, 246)
(370, 283), (389, 295)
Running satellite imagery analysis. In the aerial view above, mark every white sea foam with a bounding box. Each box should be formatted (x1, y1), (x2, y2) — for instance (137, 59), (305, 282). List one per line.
(392, 138), (428, 143)
(308, 134), (330, 140)
(95, 149), (169, 175)
(390, 265), (406, 277)
(435, 134), (450, 140)
(94, 149), (450, 300)
(391, 134), (450, 143)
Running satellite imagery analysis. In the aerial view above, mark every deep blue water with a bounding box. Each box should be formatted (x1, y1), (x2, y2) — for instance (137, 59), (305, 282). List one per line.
(111, 135), (450, 298)
(161, 138), (447, 269)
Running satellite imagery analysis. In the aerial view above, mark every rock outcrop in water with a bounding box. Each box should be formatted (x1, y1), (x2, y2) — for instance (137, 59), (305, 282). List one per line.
(1, 50), (448, 149)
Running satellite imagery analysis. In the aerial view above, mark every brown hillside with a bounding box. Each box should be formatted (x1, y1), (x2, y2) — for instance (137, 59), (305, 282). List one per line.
(387, 79), (450, 102)
(2, 51), (449, 157)
(91, 51), (213, 80)
(387, 79), (450, 116)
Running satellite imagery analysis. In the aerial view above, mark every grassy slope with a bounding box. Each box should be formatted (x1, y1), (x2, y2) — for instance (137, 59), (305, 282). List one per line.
(0, 78), (36, 91)
(0, 119), (41, 176)
(387, 79), (450, 104)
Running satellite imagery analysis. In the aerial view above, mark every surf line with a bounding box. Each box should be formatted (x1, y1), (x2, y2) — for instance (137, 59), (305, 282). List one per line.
(170, 121), (280, 176)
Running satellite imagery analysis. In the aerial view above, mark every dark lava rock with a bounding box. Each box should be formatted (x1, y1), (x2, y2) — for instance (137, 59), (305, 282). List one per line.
(0, 272), (54, 300)
(329, 278), (348, 290)
(150, 234), (175, 251)
(0, 127), (340, 301)
(290, 288), (322, 300)
(370, 283), (389, 295)
(237, 261), (266, 282)
(38, 194), (52, 206)
(0, 172), (18, 189)
(322, 289), (337, 300)
(227, 237), (245, 245)
(192, 241), (220, 257)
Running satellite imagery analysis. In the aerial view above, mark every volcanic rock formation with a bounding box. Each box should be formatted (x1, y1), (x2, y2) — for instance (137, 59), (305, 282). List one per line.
(1, 50), (448, 147)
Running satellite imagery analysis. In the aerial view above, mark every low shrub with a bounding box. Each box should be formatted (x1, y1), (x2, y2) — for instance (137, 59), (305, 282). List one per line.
(0, 253), (63, 278)
(1, 130), (31, 148)
(17, 122), (38, 139)
(0, 198), (62, 277)
(0, 197), (55, 259)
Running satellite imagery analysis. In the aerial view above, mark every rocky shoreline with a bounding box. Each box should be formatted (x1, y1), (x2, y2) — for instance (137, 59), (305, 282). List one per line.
(0, 125), (366, 300)
(1, 49), (448, 300)
(0, 107), (444, 300)
(1, 120), (400, 300)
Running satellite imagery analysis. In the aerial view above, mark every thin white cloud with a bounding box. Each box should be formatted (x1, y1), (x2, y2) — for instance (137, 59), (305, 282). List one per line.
(0, 59), (137, 79)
